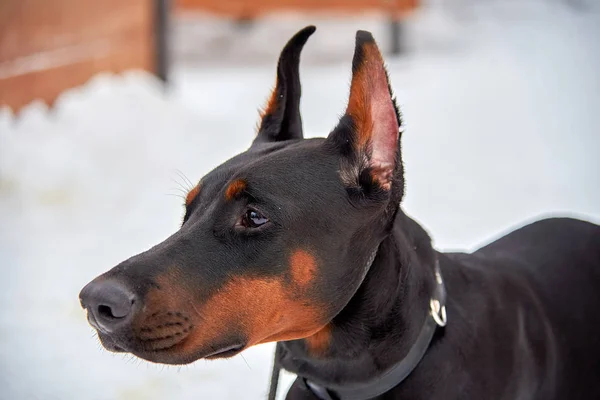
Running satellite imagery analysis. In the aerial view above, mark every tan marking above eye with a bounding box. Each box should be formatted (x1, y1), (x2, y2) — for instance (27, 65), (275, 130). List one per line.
(185, 185), (201, 206)
(290, 249), (317, 288)
(225, 179), (247, 201)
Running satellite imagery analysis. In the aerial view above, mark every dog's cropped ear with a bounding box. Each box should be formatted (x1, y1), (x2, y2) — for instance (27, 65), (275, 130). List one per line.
(253, 26), (316, 145)
(327, 30), (403, 202)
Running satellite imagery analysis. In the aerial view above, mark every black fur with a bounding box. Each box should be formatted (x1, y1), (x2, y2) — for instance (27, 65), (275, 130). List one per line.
(283, 214), (600, 400)
(79, 27), (600, 399)
(254, 25), (316, 144)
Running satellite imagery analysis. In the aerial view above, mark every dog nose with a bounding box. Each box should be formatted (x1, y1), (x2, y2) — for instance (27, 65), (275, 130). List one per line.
(79, 280), (136, 332)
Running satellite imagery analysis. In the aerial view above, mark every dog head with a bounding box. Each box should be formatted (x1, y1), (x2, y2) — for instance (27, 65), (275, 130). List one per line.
(79, 26), (404, 364)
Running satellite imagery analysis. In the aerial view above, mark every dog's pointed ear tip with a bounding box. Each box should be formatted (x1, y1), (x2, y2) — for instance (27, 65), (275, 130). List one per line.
(355, 30), (376, 45)
(282, 26), (316, 53)
(300, 25), (317, 40)
(294, 25), (317, 40)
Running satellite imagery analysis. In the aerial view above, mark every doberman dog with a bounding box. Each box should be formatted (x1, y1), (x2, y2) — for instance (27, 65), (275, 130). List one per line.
(79, 26), (600, 399)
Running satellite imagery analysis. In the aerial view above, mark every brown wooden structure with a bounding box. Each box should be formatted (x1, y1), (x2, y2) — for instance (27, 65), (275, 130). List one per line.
(0, 0), (159, 112)
(176, 0), (419, 18)
(0, 0), (417, 112)
(176, 0), (419, 56)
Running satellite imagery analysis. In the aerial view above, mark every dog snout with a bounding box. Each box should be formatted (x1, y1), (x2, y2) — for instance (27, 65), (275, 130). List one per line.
(79, 279), (137, 333)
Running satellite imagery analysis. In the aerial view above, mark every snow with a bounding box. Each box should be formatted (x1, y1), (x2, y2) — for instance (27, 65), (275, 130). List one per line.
(1, 2), (600, 399)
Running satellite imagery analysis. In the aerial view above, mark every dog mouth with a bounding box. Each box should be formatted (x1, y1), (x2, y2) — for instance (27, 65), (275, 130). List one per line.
(97, 329), (188, 353)
(90, 310), (194, 355)
(97, 332), (127, 352)
(96, 331), (246, 363)
(204, 343), (245, 359)
(94, 325), (246, 363)
(86, 306), (248, 363)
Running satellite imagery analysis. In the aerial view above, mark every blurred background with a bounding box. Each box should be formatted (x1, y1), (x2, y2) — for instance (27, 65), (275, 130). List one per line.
(1, 0), (599, 399)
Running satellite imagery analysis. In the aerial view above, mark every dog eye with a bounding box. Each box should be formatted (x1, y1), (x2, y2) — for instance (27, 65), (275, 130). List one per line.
(241, 209), (269, 228)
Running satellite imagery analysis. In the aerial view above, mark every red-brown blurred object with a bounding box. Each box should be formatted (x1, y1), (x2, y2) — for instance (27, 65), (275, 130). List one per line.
(176, 0), (418, 18)
(0, 0), (418, 113)
(0, 0), (158, 112)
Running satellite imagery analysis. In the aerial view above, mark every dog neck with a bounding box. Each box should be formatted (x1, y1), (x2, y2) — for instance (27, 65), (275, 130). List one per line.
(279, 209), (441, 389)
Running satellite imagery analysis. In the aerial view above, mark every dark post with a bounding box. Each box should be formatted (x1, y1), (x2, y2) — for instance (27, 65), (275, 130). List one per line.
(389, 17), (404, 56)
(155, 0), (169, 84)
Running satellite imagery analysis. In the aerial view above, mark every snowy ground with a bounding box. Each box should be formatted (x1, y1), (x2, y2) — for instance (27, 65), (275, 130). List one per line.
(1, 1), (600, 399)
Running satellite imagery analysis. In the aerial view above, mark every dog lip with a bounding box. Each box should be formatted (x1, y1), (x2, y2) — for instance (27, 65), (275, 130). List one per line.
(86, 310), (104, 332)
(104, 342), (126, 352)
(86, 311), (117, 336)
(96, 331), (128, 353)
(204, 343), (245, 359)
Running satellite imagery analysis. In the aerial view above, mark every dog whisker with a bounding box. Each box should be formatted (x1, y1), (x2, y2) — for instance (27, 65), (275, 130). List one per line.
(169, 178), (191, 195)
(240, 353), (252, 371)
(176, 169), (195, 190)
(169, 185), (188, 195)
(172, 171), (192, 193)
(166, 193), (186, 201)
